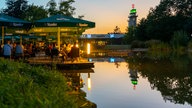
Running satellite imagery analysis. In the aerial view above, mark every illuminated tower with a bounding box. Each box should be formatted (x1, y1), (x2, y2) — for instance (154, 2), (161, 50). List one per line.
(128, 4), (138, 27)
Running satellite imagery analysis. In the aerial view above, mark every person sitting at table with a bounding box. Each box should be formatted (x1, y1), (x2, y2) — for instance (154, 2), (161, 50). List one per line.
(70, 42), (79, 62)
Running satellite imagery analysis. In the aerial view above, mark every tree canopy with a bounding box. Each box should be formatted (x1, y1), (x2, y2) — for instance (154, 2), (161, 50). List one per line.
(1, 0), (77, 21)
(25, 4), (48, 22)
(124, 0), (192, 44)
(3, 0), (28, 19)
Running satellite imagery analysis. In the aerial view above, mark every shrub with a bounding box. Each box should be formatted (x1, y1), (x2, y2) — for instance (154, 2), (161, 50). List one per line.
(187, 40), (192, 50)
(170, 30), (189, 50)
(145, 40), (171, 51)
(145, 39), (161, 48)
(0, 59), (77, 108)
(131, 40), (146, 48)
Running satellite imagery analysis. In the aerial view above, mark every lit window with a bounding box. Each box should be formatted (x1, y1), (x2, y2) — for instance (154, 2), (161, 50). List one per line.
(110, 58), (115, 62)
(110, 34), (114, 38)
(87, 34), (91, 38)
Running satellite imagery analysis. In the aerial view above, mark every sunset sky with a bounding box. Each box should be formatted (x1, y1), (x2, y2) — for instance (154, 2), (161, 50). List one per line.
(0, 0), (160, 34)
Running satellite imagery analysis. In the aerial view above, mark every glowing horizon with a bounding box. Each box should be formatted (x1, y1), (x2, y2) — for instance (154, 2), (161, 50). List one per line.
(75, 0), (160, 34)
(0, 0), (161, 34)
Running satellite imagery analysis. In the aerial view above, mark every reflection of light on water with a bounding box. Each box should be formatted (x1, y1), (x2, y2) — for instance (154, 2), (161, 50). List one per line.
(88, 78), (91, 90)
(88, 73), (91, 90)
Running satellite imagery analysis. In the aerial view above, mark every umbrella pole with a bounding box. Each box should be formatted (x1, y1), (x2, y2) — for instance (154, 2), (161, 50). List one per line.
(57, 27), (60, 51)
(12, 36), (14, 43)
(20, 35), (22, 45)
(2, 26), (4, 44)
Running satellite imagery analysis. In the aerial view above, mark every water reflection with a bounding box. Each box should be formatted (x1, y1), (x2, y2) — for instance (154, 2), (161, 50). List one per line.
(115, 62), (120, 68)
(129, 67), (139, 90)
(61, 52), (192, 108)
(88, 57), (125, 63)
(61, 69), (96, 107)
(127, 52), (192, 106)
(62, 69), (94, 91)
(88, 73), (91, 90)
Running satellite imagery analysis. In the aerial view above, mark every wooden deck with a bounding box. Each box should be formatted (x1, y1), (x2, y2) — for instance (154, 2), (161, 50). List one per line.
(27, 55), (94, 70)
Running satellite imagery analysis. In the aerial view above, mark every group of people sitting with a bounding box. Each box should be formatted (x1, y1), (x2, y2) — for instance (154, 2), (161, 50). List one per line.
(45, 42), (80, 62)
(0, 40), (36, 61)
(0, 40), (80, 62)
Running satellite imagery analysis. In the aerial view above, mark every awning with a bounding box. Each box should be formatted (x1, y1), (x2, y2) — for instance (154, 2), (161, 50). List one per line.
(0, 14), (31, 28)
(31, 14), (95, 50)
(0, 14), (32, 44)
(34, 14), (95, 28)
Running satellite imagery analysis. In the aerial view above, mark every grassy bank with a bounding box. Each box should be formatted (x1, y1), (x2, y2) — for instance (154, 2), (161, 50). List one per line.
(0, 59), (95, 108)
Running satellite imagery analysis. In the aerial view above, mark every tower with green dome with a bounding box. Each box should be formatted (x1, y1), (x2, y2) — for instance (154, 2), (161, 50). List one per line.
(128, 4), (138, 27)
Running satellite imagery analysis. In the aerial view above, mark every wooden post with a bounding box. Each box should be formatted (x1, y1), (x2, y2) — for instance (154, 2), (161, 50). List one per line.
(57, 27), (60, 51)
(2, 26), (4, 44)
(20, 35), (22, 45)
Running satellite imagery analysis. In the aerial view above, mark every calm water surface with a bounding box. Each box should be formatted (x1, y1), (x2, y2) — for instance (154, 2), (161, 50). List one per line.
(79, 54), (192, 108)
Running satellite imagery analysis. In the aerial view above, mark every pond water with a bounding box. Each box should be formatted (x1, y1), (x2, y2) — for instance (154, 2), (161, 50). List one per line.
(68, 52), (192, 108)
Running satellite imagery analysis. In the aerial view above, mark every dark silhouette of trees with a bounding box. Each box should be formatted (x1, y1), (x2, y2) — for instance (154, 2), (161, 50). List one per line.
(124, 0), (192, 44)
(58, 0), (75, 17)
(113, 26), (121, 34)
(25, 4), (48, 22)
(3, 0), (28, 19)
(46, 0), (58, 16)
(46, 0), (75, 17)
(1, 0), (76, 21)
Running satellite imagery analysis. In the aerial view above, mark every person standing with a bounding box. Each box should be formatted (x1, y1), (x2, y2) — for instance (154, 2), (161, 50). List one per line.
(15, 42), (24, 61)
(66, 43), (72, 58)
(3, 40), (12, 59)
(51, 43), (59, 60)
(0, 43), (2, 57)
(27, 43), (33, 57)
(12, 42), (16, 59)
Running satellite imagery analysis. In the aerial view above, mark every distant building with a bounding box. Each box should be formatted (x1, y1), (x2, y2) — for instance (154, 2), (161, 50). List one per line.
(128, 4), (138, 27)
(78, 33), (125, 50)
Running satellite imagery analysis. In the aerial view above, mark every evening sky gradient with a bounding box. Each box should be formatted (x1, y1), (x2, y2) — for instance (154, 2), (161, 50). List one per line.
(0, 0), (160, 34)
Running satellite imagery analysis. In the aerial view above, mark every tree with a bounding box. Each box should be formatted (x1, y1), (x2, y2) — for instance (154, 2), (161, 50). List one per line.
(58, 0), (76, 16)
(46, 0), (58, 16)
(135, 0), (192, 43)
(184, 18), (192, 36)
(113, 26), (121, 34)
(25, 4), (48, 22)
(2, 0), (48, 22)
(78, 15), (84, 19)
(170, 30), (189, 50)
(46, 0), (76, 17)
(168, 0), (192, 17)
(135, 18), (148, 41)
(123, 26), (136, 44)
(2, 0), (77, 21)
(3, 0), (28, 19)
